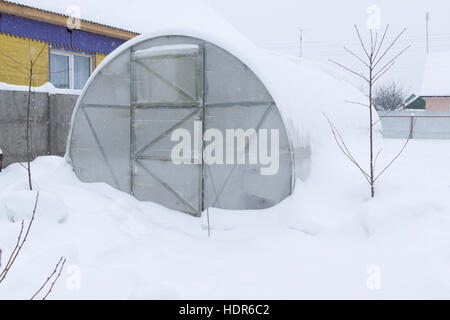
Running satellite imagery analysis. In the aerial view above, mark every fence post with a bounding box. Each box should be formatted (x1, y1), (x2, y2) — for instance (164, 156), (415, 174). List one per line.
(410, 116), (414, 139)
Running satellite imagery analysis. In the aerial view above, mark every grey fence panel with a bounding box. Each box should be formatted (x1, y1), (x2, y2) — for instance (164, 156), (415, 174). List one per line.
(0, 90), (80, 167)
(379, 111), (450, 139)
(413, 116), (450, 139)
(380, 116), (412, 139)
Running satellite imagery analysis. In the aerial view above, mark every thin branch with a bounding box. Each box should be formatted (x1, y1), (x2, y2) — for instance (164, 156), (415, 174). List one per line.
(26, 52), (33, 191)
(374, 120), (415, 182)
(373, 24), (390, 61)
(0, 52), (29, 71)
(374, 148), (383, 169)
(329, 59), (369, 83)
(42, 258), (66, 300)
(373, 108), (396, 126)
(372, 61), (396, 84)
(373, 28), (407, 68)
(0, 191), (39, 284)
(17, 162), (29, 171)
(2, 61), (30, 77)
(328, 119), (370, 179)
(354, 25), (370, 59)
(344, 46), (370, 68)
(373, 45), (411, 77)
(31, 257), (64, 300)
(323, 113), (371, 182)
(373, 59), (396, 80)
(31, 42), (48, 67)
(345, 100), (370, 108)
(0, 221), (24, 280)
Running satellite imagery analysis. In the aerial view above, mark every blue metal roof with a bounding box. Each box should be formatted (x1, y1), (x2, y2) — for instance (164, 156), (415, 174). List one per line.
(0, 13), (125, 54)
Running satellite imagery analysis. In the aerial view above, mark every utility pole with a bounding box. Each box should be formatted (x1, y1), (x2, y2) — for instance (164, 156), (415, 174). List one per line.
(426, 12), (430, 54)
(300, 28), (303, 58)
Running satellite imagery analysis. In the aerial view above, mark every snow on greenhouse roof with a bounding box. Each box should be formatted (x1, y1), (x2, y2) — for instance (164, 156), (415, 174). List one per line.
(421, 52), (450, 97)
(89, 34), (370, 147)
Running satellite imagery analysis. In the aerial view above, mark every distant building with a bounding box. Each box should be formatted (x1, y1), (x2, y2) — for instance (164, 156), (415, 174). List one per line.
(402, 94), (426, 110)
(0, 0), (138, 89)
(420, 52), (450, 111)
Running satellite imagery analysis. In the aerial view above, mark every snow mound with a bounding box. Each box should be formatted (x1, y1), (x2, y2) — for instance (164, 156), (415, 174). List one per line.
(0, 139), (450, 300)
(0, 190), (68, 223)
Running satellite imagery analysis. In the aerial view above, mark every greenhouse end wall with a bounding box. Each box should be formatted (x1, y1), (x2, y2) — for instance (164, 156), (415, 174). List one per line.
(68, 35), (300, 216)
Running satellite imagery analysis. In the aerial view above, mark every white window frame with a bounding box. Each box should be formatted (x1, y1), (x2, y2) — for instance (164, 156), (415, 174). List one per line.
(50, 49), (92, 89)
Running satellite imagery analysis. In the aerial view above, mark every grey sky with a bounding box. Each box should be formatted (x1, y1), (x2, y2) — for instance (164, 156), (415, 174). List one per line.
(209, 0), (450, 95)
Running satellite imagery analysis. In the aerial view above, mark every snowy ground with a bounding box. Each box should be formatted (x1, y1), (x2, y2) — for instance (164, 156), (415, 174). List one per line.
(0, 139), (450, 299)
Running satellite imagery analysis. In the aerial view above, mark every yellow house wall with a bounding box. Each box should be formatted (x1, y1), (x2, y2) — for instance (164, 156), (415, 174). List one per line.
(1, 33), (115, 88)
(0, 33), (49, 87)
(95, 53), (107, 67)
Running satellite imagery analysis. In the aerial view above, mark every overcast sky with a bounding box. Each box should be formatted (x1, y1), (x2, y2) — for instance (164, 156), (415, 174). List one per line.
(209, 0), (450, 96)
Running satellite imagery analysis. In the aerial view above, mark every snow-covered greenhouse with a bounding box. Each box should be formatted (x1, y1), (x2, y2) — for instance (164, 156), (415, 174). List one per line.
(67, 28), (368, 217)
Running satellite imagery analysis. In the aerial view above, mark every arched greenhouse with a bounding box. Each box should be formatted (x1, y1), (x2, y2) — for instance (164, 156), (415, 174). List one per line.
(66, 30), (369, 216)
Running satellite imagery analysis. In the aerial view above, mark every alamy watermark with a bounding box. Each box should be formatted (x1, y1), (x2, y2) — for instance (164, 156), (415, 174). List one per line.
(66, 264), (81, 290)
(366, 265), (381, 290)
(170, 121), (280, 176)
(66, 5), (81, 30)
(366, 5), (381, 30)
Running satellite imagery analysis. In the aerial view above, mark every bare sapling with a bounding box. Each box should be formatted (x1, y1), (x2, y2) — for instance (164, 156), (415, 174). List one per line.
(326, 24), (412, 198)
(0, 39), (67, 299)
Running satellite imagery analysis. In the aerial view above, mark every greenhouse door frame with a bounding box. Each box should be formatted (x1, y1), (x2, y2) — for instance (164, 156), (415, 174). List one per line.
(130, 44), (206, 216)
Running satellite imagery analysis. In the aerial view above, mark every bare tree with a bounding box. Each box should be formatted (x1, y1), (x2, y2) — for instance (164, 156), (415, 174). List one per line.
(374, 82), (405, 111)
(327, 25), (411, 198)
(0, 41), (66, 299)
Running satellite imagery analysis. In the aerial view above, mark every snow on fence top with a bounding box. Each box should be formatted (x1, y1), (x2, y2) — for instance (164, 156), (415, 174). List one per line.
(421, 52), (450, 97)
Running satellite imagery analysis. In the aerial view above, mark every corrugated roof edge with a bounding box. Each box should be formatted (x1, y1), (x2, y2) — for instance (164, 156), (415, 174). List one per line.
(0, 0), (139, 36)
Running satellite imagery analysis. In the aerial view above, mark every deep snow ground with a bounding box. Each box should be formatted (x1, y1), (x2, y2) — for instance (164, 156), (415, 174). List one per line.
(0, 139), (450, 299)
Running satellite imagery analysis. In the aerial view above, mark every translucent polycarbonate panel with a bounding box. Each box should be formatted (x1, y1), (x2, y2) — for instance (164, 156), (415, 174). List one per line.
(133, 107), (202, 215)
(133, 52), (200, 106)
(70, 104), (131, 192)
(203, 103), (292, 209)
(134, 107), (201, 160)
(134, 159), (202, 215)
(83, 50), (131, 106)
(204, 44), (272, 104)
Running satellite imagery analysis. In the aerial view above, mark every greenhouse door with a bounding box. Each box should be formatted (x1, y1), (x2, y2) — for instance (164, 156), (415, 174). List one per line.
(130, 44), (204, 216)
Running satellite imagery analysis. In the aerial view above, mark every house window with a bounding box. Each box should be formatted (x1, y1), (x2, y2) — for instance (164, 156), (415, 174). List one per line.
(50, 50), (92, 89)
